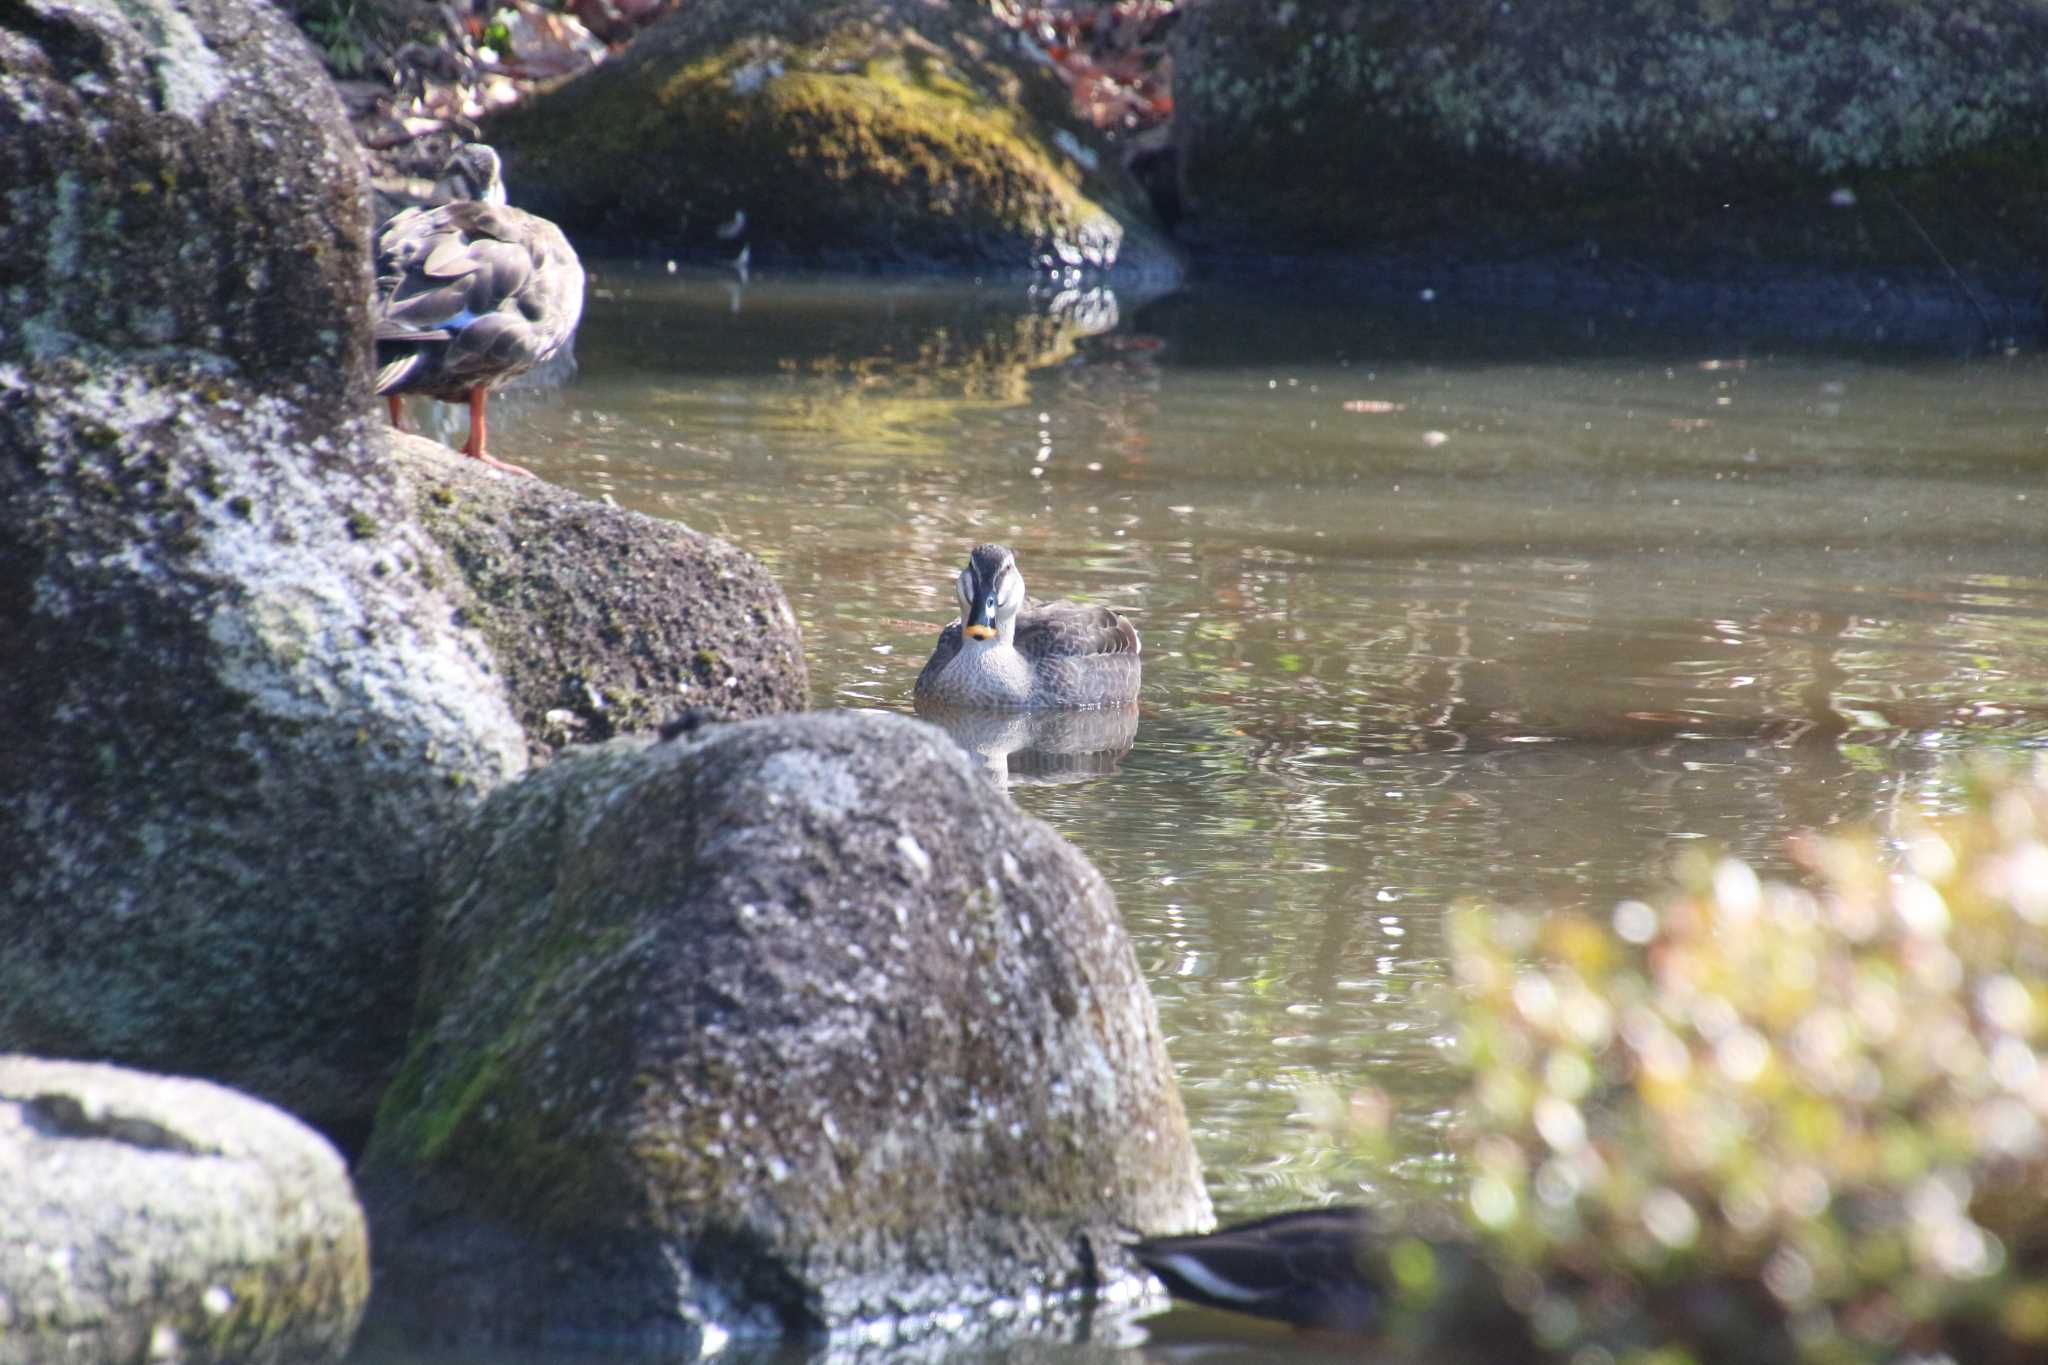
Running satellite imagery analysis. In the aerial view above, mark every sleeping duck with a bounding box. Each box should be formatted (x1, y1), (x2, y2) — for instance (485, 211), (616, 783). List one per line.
(373, 144), (584, 477)
(914, 544), (1141, 710)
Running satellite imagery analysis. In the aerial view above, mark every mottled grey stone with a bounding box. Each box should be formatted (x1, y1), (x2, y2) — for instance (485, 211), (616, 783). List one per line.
(358, 709), (1210, 1347)
(0, 0), (371, 420)
(0, 1055), (369, 1365)
(393, 430), (809, 760)
(1171, 0), (2048, 280)
(0, 0), (529, 1143)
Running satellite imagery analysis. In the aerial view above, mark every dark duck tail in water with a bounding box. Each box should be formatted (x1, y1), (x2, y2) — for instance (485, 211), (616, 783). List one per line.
(373, 145), (584, 477)
(1131, 1205), (1381, 1333)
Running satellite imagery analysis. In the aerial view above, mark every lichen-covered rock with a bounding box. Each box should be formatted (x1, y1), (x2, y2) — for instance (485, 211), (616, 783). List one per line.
(357, 710), (1210, 1346)
(485, 0), (1180, 279)
(0, 362), (528, 1146)
(0, 0), (528, 1145)
(1172, 0), (2048, 277)
(394, 432), (808, 760)
(0, 0), (370, 421)
(0, 1055), (370, 1365)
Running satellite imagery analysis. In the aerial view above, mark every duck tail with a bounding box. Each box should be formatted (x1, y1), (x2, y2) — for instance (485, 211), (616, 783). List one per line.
(374, 353), (427, 396)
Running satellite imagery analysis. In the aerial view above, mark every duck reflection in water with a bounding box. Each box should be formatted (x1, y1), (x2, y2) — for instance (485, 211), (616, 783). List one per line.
(912, 699), (1139, 787)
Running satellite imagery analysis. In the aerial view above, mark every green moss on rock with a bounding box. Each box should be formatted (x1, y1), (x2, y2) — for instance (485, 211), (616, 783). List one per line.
(394, 432), (807, 762)
(357, 714), (1210, 1341)
(487, 0), (1176, 276)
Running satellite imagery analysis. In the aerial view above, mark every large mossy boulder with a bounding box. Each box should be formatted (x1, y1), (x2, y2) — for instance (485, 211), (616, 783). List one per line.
(0, 0), (529, 1144)
(486, 0), (1179, 278)
(357, 710), (1211, 1347)
(394, 432), (809, 759)
(1172, 0), (2048, 279)
(0, 1055), (370, 1365)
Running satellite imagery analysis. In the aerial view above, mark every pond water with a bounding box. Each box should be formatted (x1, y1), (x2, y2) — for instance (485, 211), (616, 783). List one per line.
(361, 264), (2048, 1362)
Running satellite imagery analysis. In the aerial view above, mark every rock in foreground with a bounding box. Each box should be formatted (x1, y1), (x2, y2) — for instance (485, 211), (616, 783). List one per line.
(0, 1056), (369, 1365)
(359, 710), (1210, 1347)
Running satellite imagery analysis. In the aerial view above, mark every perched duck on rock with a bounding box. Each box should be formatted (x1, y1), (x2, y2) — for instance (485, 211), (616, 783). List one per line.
(373, 144), (585, 477)
(914, 544), (1141, 710)
(1131, 1205), (1380, 1334)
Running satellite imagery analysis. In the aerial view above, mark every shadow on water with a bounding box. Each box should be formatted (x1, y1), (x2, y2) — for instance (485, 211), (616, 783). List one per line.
(355, 262), (2048, 1362)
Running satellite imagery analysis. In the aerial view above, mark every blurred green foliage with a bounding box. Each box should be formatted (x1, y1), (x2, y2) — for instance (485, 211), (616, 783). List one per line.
(1451, 756), (2048, 1362)
(298, 0), (372, 75)
(478, 15), (515, 59)
(281, 0), (442, 80)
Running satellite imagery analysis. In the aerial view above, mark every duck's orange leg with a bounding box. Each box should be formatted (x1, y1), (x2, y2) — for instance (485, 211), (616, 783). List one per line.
(386, 394), (405, 430)
(463, 388), (535, 478)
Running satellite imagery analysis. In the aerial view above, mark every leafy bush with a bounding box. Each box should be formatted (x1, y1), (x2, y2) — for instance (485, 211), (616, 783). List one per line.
(1451, 757), (2048, 1362)
(280, 0), (439, 81)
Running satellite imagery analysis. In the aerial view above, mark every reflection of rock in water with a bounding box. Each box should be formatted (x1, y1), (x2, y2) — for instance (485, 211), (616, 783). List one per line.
(1033, 282), (1120, 335)
(575, 270), (1177, 458)
(914, 700), (1138, 787)
(759, 284), (1134, 448)
(812, 284), (1122, 382)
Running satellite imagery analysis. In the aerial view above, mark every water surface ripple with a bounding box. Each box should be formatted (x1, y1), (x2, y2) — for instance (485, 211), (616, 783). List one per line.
(374, 265), (2048, 1360)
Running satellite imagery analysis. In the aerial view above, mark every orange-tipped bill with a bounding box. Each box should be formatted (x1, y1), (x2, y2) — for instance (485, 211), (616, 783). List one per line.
(963, 594), (998, 641)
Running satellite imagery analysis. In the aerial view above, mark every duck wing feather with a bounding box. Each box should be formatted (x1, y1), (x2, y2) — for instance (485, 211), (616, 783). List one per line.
(373, 201), (584, 402)
(1013, 599), (1140, 661)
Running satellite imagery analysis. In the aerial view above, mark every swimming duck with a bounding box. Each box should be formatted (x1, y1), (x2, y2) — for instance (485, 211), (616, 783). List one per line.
(1131, 1205), (1380, 1334)
(913, 544), (1141, 710)
(373, 144), (585, 477)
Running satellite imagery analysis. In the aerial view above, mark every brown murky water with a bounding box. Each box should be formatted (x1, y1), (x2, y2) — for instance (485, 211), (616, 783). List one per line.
(363, 265), (2048, 1361)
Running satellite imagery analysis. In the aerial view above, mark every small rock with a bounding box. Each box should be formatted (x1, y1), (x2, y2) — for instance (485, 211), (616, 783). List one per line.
(0, 1056), (370, 1365)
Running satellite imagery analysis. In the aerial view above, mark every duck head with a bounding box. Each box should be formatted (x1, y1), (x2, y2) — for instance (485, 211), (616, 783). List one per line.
(432, 144), (508, 206)
(956, 543), (1026, 645)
